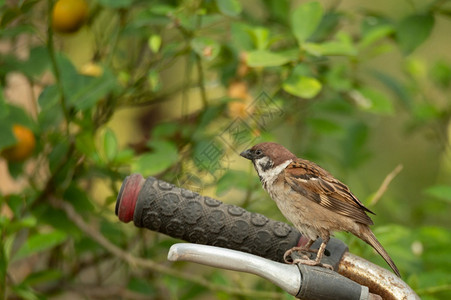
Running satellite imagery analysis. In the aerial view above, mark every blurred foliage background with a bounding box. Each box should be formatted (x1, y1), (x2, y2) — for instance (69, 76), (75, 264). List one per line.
(1, 0), (451, 299)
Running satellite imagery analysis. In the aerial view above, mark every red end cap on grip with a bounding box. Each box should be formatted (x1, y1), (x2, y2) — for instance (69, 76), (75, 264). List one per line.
(116, 173), (145, 223)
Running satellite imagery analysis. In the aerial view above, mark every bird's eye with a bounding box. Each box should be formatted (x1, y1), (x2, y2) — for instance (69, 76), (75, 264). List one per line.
(255, 149), (263, 156)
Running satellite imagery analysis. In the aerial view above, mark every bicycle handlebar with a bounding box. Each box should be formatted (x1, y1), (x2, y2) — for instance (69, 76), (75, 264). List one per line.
(116, 174), (300, 260)
(116, 174), (419, 300)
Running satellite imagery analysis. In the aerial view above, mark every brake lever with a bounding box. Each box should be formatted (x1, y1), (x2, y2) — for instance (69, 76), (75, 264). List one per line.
(168, 243), (375, 300)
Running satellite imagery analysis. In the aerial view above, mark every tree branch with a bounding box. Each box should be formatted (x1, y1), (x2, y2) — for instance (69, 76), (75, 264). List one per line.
(370, 164), (403, 206)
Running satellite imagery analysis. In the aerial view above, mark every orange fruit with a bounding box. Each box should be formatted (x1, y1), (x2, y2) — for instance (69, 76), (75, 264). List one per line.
(52, 0), (88, 33)
(228, 101), (249, 119)
(227, 81), (249, 100)
(2, 125), (36, 162)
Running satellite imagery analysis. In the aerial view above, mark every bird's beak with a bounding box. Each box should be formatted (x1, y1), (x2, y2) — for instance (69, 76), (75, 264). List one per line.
(240, 149), (253, 160)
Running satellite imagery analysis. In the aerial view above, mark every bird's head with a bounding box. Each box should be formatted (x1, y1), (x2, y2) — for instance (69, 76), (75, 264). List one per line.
(240, 142), (296, 174)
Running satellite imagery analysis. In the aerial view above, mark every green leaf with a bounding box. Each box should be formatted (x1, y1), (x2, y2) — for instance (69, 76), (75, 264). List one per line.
(37, 206), (82, 240)
(0, 89), (8, 118)
(246, 27), (270, 50)
(148, 35), (162, 53)
(358, 25), (394, 49)
(283, 75), (322, 99)
(4, 194), (23, 217)
(0, 238), (7, 285)
(27, 46), (50, 76)
(425, 185), (451, 203)
(14, 231), (67, 261)
(75, 131), (97, 160)
(0, 24), (34, 38)
(396, 14), (434, 55)
(48, 141), (69, 173)
(152, 122), (179, 139)
(309, 11), (341, 42)
(430, 60), (451, 88)
(114, 148), (134, 164)
(103, 128), (118, 162)
(262, 0), (289, 24)
(5, 216), (37, 235)
(1, 104), (35, 128)
(291, 1), (323, 45)
(0, 119), (15, 151)
(132, 141), (178, 176)
(352, 87), (394, 114)
(56, 53), (79, 89)
(246, 50), (291, 67)
(7, 161), (24, 179)
(361, 14), (392, 36)
(413, 103), (440, 121)
(10, 285), (40, 300)
(71, 70), (117, 111)
(231, 23), (254, 51)
(191, 37), (221, 61)
(304, 32), (356, 56)
(37, 85), (63, 130)
(15, 46), (50, 78)
(55, 54), (117, 111)
(23, 270), (62, 286)
(371, 71), (412, 109)
(216, 0), (242, 17)
(325, 64), (352, 92)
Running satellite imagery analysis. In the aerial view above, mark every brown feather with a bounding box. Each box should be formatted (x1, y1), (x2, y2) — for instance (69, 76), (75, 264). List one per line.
(356, 225), (401, 277)
(285, 159), (374, 225)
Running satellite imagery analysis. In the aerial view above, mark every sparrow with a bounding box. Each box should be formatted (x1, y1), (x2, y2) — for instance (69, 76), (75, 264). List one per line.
(240, 142), (401, 277)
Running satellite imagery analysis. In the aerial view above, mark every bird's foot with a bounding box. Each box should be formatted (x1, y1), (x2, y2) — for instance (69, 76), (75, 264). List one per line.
(291, 258), (334, 271)
(283, 247), (317, 264)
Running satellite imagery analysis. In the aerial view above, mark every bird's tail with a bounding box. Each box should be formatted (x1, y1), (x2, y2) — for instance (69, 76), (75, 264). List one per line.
(356, 225), (401, 277)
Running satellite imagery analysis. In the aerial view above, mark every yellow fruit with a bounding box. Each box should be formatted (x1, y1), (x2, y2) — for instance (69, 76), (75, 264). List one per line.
(2, 125), (36, 162)
(52, 0), (88, 33)
(80, 62), (103, 77)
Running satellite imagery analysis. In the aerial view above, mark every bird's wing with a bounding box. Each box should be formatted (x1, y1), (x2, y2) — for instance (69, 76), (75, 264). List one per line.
(284, 159), (374, 225)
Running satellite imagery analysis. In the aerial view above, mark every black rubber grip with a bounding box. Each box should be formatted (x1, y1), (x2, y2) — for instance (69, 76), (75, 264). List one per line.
(120, 175), (302, 263)
(116, 174), (349, 267)
(296, 264), (365, 300)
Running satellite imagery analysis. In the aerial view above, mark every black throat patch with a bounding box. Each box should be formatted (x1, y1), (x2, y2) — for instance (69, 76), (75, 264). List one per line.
(258, 158), (273, 172)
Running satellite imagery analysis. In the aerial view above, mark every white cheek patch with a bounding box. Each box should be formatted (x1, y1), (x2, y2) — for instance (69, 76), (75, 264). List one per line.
(255, 158), (292, 186)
